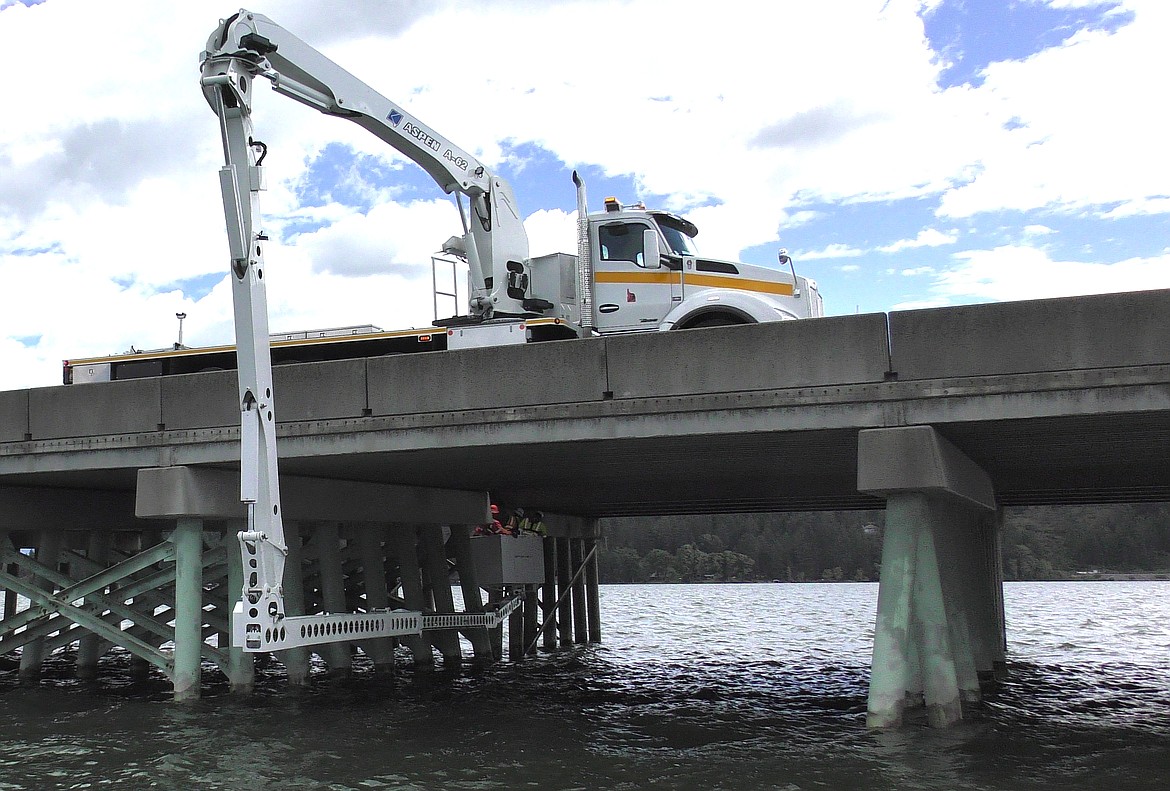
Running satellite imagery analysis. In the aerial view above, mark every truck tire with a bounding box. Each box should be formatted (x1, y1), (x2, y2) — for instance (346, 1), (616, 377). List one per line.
(688, 314), (747, 328)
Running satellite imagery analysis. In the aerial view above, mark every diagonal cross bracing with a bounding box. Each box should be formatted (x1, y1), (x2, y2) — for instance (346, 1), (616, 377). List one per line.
(0, 545), (231, 673)
(0, 568), (174, 675)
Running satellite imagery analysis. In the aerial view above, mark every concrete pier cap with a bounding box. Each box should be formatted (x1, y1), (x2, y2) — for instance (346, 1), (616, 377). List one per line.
(857, 425), (995, 511)
(135, 465), (490, 524)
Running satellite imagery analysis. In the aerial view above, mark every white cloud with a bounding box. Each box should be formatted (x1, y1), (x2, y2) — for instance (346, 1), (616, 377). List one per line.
(901, 266), (936, 276)
(880, 228), (957, 252)
(936, 0), (1170, 219)
(800, 244), (867, 260)
(927, 245), (1170, 303)
(2, 0), (1168, 389)
(1101, 197), (1170, 219)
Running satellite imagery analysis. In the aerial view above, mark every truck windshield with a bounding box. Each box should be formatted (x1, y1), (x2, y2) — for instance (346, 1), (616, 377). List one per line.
(655, 219), (699, 256)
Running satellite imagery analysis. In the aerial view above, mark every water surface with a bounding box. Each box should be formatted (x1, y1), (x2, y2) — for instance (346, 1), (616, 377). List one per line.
(2, 581), (1168, 790)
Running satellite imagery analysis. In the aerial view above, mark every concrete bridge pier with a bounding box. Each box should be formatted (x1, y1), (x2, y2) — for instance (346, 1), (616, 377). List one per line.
(858, 425), (1002, 728)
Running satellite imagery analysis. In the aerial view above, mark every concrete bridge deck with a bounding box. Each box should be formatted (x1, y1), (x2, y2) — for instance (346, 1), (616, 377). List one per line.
(2, 288), (1168, 514)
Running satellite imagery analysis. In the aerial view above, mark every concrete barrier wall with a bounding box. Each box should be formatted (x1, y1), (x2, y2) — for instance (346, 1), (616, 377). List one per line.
(605, 314), (892, 399)
(275, 359), (367, 421)
(889, 289), (1170, 379)
(367, 339), (608, 416)
(29, 379), (162, 439)
(161, 370), (237, 430)
(0, 390), (29, 442)
(162, 360), (369, 430)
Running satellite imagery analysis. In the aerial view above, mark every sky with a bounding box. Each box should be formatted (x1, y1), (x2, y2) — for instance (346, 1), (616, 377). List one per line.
(1, 0), (1167, 390)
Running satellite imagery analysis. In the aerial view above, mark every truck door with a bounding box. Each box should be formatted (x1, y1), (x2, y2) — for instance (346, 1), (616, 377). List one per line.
(593, 220), (673, 332)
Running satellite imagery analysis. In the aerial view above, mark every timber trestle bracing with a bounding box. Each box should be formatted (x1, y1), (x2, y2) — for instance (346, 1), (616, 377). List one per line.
(2, 470), (603, 700)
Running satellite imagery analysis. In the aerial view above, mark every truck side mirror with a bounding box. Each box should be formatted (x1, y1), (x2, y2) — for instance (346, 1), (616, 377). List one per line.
(642, 228), (661, 269)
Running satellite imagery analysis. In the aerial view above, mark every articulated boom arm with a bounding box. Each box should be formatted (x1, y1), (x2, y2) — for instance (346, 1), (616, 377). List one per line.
(199, 10), (532, 652)
(201, 9), (530, 318)
(199, 50), (288, 649)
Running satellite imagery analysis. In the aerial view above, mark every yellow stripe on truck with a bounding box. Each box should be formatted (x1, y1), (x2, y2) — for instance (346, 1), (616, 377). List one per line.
(593, 271), (794, 296)
(66, 327), (442, 366)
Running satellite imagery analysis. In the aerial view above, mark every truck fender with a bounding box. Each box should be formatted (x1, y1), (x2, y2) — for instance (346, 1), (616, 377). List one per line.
(658, 289), (802, 330)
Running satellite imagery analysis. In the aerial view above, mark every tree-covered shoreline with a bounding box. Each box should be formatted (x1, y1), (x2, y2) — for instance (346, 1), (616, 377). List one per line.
(597, 504), (1170, 584)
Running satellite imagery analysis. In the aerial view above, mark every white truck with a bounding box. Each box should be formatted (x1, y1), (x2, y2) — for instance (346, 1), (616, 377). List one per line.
(62, 9), (821, 385)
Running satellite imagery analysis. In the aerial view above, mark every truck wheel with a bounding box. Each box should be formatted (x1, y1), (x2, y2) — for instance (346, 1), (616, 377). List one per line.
(689, 314), (744, 328)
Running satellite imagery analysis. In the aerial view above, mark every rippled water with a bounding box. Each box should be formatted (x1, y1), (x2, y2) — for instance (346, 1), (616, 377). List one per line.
(2, 581), (1169, 790)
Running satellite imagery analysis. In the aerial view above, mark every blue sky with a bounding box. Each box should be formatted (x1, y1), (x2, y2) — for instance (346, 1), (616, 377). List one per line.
(0, 0), (1167, 389)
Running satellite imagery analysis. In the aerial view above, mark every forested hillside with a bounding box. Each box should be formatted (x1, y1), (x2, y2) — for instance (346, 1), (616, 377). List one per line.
(596, 504), (1170, 583)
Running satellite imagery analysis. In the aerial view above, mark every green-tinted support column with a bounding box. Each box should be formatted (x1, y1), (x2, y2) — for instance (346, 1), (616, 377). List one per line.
(418, 524), (462, 667)
(508, 587), (525, 661)
(447, 524), (493, 663)
(390, 525), (433, 666)
(173, 518), (204, 702)
(932, 500), (983, 705)
(2, 530), (16, 621)
(570, 539), (588, 645)
(486, 587), (504, 661)
(77, 531), (111, 680)
(315, 522), (353, 678)
(867, 495), (920, 727)
(910, 507), (963, 728)
(556, 537), (573, 647)
(20, 529), (62, 682)
(279, 521), (311, 686)
(585, 537), (601, 643)
(523, 584), (539, 656)
(988, 509), (1008, 677)
(3, 561), (17, 621)
(357, 527), (396, 672)
(225, 521), (255, 693)
(541, 538), (557, 651)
